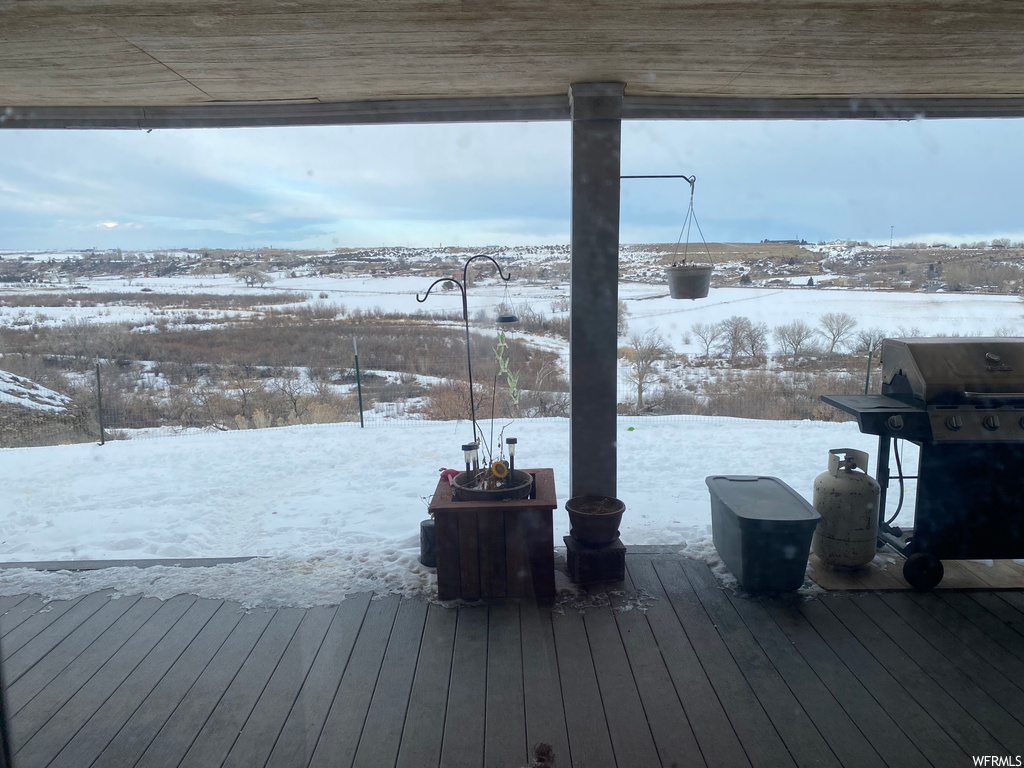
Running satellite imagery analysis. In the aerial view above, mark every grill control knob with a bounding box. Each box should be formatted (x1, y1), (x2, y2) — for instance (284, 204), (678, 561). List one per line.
(887, 415), (904, 431)
(983, 414), (1001, 431)
(945, 415), (963, 431)
(986, 352), (1002, 364)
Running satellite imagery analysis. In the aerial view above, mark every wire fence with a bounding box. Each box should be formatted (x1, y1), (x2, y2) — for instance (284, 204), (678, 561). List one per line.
(0, 339), (877, 449)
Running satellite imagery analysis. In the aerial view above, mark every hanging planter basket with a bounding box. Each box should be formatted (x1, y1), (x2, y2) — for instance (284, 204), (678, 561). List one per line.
(666, 263), (712, 300)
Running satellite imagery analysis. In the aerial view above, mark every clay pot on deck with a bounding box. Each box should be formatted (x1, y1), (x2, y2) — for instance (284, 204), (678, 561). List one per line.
(565, 495), (626, 545)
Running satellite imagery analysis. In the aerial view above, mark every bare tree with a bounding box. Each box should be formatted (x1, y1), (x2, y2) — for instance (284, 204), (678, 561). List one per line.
(617, 300), (629, 336)
(620, 330), (670, 413)
(854, 327), (888, 356)
(691, 321), (724, 357)
(742, 321), (770, 359)
(719, 316), (752, 360)
(818, 312), (858, 355)
(773, 320), (817, 360)
(235, 265), (273, 288)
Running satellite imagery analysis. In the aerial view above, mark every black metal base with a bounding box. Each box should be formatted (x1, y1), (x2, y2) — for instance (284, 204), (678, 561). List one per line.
(913, 443), (1024, 560)
(564, 535), (626, 584)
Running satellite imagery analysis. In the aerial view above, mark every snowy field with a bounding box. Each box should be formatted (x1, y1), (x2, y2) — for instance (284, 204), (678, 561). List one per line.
(0, 416), (913, 607)
(3, 273), (1022, 350)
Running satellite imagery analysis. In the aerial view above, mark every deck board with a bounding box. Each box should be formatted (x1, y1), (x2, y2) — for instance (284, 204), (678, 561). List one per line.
(46, 598), (224, 768)
(267, 593), (371, 766)
(519, 601), (571, 764)
(1, 592), (109, 663)
(552, 601), (616, 768)
(676, 557), (841, 768)
(353, 598), (429, 768)
(308, 594), (400, 768)
(7, 596), (161, 720)
(90, 601), (244, 768)
(652, 558), (797, 768)
(483, 600), (527, 768)
(13, 594), (197, 768)
(854, 594), (1024, 752)
(583, 602), (662, 766)
(824, 594), (1005, 757)
(2, 596), (81, 650)
(798, 597), (968, 767)
(607, 578), (707, 768)
(395, 601), (456, 768)
(5, 593), (139, 689)
(134, 607), (276, 768)
(764, 598), (930, 768)
(2, 553), (1024, 767)
(439, 603), (488, 768)
(223, 605), (336, 768)
(725, 591), (885, 768)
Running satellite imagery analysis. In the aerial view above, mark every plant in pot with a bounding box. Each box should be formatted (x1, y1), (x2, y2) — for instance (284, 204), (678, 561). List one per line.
(417, 253), (534, 501)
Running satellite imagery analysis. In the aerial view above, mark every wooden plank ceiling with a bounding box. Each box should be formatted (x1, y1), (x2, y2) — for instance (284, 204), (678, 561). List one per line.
(2, 0), (1023, 110)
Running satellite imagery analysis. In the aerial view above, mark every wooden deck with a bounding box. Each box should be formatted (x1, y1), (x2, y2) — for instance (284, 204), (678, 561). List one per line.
(3, 554), (1024, 768)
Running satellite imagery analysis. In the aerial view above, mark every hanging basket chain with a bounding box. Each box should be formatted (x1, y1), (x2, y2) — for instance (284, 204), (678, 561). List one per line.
(669, 175), (711, 265)
(621, 173), (711, 266)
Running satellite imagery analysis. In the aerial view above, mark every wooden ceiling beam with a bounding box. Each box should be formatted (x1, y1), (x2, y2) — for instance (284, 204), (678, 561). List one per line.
(4, 95), (1024, 130)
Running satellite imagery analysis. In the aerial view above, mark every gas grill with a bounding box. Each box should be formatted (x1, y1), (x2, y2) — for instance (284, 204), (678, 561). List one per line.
(823, 337), (1024, 589)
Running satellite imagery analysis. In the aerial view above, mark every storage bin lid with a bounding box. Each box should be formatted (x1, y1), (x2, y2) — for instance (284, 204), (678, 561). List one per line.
(705, 475), (820, 527)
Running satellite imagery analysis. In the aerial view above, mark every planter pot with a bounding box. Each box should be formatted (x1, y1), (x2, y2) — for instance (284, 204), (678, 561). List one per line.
(566, 495), (626, 545)
(451, 469), (534, 501)
(666, 264), (712, 300)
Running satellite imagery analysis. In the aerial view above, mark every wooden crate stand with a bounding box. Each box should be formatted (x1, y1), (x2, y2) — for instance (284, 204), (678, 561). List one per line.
(429, 468), (557, 600)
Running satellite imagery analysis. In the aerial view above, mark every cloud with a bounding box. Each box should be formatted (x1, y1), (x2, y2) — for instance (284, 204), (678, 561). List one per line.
(0, 118), (1021, 249)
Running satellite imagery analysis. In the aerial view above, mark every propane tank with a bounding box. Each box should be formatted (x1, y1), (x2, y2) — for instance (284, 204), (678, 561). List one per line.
(812, 448), (881, 568)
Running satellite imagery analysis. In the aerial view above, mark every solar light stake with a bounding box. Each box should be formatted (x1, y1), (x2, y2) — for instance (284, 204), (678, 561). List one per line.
(505, 437), (517, 487)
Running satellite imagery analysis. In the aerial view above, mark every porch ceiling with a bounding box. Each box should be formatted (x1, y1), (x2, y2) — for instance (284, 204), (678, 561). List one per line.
(2, 0), (1023, 122)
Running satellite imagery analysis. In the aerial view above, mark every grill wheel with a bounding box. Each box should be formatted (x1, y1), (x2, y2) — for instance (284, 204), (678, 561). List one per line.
(903, 552), (944, 590)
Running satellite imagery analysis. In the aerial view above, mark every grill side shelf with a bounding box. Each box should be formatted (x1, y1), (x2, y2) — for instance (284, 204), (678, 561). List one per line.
(820, 395), (931, 441)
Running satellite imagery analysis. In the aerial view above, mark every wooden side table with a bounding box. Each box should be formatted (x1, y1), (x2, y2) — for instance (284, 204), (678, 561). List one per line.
(429, 468), (557, 600)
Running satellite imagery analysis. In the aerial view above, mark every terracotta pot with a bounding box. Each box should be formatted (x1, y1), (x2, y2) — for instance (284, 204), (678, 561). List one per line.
(451, 469), (534, 501)
(666, 264), (712, 300)
(566, 495), (625, 545)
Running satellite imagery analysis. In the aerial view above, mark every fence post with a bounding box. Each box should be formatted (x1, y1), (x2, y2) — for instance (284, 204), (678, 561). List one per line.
(95, 359), (105, 445)
(353, 338), (364, 428)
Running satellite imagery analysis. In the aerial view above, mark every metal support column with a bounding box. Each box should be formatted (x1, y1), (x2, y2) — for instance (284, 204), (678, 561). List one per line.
(569, 82), (625, 498)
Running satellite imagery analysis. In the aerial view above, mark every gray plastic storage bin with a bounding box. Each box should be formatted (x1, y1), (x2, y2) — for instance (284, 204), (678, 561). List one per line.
(706, 475), (820, 592)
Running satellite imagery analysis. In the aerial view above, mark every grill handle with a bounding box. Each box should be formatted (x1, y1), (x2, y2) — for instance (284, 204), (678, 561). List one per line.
(963, 392), (1024, 401)
(961, 391), (1024, 406)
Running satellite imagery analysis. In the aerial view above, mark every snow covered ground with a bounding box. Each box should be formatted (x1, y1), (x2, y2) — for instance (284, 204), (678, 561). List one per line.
(2, 269), (1021, 607)
(4, 272), (1019, 357)
(0, 416), (913, 607)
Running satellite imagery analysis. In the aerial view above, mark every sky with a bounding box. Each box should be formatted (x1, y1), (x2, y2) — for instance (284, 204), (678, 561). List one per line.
(0, 118), (1022, 251)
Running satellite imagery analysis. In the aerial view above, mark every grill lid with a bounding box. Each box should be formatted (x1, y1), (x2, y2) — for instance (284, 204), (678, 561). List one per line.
(881, 337), (1024, 405)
